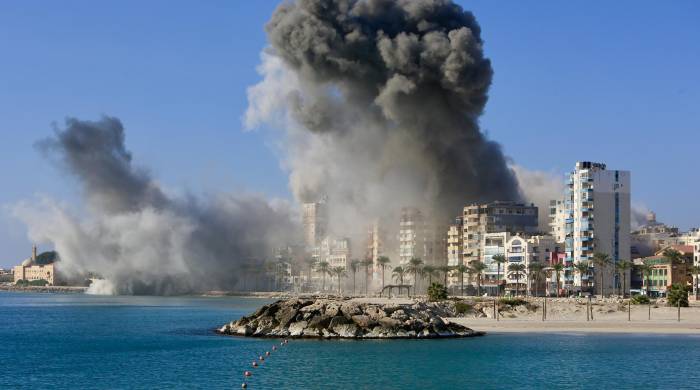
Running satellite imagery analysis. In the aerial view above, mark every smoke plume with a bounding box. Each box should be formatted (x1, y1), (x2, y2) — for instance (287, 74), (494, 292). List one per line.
(13, 117), (297, 295)
(247, 0), (521, 246)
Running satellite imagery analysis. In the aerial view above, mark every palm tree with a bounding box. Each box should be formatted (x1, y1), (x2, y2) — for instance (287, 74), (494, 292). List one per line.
(361, 259), (373, 296)
(636, 262), (653, 296)
(550, 262), (565, 298)
(528, 263), (546, 297)
(304, 258), (317, 291)
(331, 266), (347, 295)
(615, 260), (632, 298)
(592, 252), (612, 297)
(574, 261), (591, 295)
(452, 264), (470, 296)
(663, 248), (685, 265)
(349, 259), (361, 295)
(688, 265), (700, 300)
(392, 266), (406, 285)
(316, 261), (330, 291)
(376, 256), (391, 290)
(492, 254), (507, 296)
(422, 265), (437, 285)
(470, 261), (488, 296)
(508, 263), (526, 296)
(406, 258), (424, 296)
(437, 265), (451, 286)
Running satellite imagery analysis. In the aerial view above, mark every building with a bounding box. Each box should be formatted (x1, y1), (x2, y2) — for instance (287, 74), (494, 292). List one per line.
(399, 207), (437, 266)
(631, 211), (681, 256)
(462, 201), (539, 266)
(633, 246), (693, 297)
(318, 236), (351, 270)
(365, 220), (385, 278)
(562, 161), (631, 295)
(446, 217), (463, 267)
(504, 235), (560, 296)
(302, 199), (328, 249)
(13, 245), (58, 285)
(548, 200), (568, 243)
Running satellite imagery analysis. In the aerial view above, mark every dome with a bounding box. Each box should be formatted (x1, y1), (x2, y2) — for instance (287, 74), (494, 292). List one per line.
(21, 258), (33, 267)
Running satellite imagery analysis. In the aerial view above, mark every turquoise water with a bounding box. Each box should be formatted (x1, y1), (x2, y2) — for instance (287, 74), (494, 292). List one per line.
(2, 292), (700, 389)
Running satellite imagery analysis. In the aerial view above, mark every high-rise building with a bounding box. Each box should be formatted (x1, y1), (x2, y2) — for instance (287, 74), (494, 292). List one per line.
(302, 200), (327, 249)
(548, 200), (568, 243)
(564, 161), (631, 295)
(462, 201), (539, 265)
(399, 207), (438, 266)
(446, 217), (463, 267)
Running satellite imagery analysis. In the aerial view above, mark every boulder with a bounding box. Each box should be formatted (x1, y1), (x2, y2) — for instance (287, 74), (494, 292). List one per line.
(288, 321), (308, 337)
(351, 314), (375, 328)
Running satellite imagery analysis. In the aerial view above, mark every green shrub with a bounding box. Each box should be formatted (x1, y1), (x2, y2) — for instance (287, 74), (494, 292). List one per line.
(499, 297), (527, 307)
(630, 295), (650, 305)
(28, 279), (49, 286)
(667, 284), (689, 307)
(454, 301), (473, 314)
(427, 282), (448, 301)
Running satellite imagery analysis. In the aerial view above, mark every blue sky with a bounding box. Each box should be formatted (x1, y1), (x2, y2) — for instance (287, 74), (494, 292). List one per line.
(1, 0), (698, 266)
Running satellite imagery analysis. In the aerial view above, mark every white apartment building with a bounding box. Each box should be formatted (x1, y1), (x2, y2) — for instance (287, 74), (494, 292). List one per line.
(548, 200), (568, 243)
(446, 217), (463, 267)
(320, 237), (351, 270)
(399, 207), (437, 266)
(504, 235), (559, 296)
(302, 200), (327, 250)
(564, 161), (631, 295)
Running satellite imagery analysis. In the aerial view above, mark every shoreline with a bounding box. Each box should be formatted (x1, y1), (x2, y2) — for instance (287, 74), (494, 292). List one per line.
(0, 285), (88, 294)
(449, 318), (700, 335)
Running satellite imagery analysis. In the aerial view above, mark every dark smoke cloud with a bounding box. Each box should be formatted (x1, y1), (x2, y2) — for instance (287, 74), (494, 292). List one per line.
(15, 116), (297, 295)
(262, 0), (520, 221)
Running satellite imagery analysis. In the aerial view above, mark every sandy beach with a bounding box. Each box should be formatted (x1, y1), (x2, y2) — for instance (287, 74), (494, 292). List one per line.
(449, 299), (700, 334)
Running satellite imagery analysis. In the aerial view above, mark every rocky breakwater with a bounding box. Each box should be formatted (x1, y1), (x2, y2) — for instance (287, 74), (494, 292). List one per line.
(218, 298), (484, 339)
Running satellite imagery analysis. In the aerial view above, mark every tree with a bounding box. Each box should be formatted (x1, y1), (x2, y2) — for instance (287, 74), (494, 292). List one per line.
(406, 258), (424, 296)
(392, 266), (406, 285)
(508, 263), (526, 296)
(492, 254), (507, 296)
(574, 262), (591, 294)
(663, 248), (685, 265)
(550, 262), (565, 298)
(422, 265), (437, 286)
(316, 261), (330, 291)
(360, 259), (373, 296)
(615, 260), (632, 297)
(470, 261), (488, 296)
(636, 262), (653, 296)
(331, 266), (347, 295)
(667, 283), (690, 307)
(349, 259), (361, 295)
(452, 264), (470, 296)
(304, 258), (317, 291)
(528, 263), (546, 297)
(427, 283), (448, 301)
(592, 253), (612, 297)
(688, 265), (700, 300)
(377, 256), (391, 290)
(437, 265), (451, 286)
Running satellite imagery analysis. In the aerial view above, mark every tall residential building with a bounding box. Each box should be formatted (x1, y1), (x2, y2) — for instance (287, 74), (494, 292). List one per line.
(446, 217), (463, 267)
(399, 207), (438, 265)
(365, 220), (385, 277)
(564, 161), (631, 295)
(548, 200), (568, 243)
(302, 200), (327, 249)
(462, 201), (539, 265)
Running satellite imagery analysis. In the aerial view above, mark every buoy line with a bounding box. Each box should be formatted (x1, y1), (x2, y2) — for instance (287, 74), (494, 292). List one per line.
(242, 339), (290, 388)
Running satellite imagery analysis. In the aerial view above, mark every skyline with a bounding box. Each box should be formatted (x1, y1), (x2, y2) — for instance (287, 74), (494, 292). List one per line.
(2, 0), (699, 267)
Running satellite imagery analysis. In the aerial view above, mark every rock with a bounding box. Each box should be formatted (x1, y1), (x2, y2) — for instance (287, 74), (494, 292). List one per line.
(218, 298), (483, 340)
(288, 321), (307, 337)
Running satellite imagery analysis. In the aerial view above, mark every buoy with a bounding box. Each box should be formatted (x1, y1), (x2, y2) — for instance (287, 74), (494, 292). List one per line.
(242, 383), (247, 388)
(265, 351), (270, 356)
(244, 371), (252, 377)
(252, 361), (258, 368)
(259, 356), (264, 362)
(272, 346), (277, 351)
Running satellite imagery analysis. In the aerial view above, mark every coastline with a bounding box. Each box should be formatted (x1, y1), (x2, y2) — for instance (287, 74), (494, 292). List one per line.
(450, 318), (700, 334)
(0, 285), (87, 294)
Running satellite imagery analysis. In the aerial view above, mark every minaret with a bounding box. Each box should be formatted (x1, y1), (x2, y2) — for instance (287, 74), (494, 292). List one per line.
(32, 244), (37, 261)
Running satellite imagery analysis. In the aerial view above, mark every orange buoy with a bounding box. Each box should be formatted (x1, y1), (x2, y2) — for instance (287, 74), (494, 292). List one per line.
(244, 371), (252, 377)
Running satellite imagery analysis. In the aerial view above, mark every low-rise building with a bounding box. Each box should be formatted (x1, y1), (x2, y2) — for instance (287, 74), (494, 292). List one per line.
(633, 246), (694, 297)
(504, 235), (560, 296)
(13, 246), (58, 285)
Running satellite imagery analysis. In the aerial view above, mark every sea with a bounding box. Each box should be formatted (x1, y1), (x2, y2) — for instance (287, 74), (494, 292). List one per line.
(2, 292), (700, 390)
